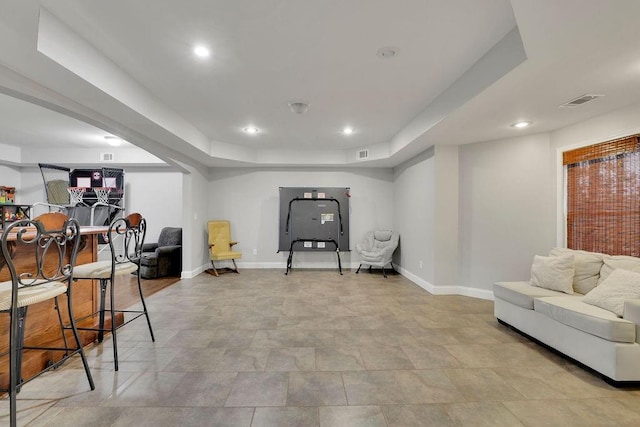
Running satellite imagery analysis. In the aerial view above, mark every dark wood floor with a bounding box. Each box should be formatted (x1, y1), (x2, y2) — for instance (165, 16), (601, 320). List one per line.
(116, 274), (180, 309)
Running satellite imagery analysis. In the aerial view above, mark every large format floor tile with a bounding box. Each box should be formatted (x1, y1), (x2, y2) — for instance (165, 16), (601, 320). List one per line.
(1, 269), (639, 426)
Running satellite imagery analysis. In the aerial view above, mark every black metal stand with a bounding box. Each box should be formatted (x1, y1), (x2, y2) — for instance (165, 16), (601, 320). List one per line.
(285, 238), (342, 275)
(70, 275), (154, 371)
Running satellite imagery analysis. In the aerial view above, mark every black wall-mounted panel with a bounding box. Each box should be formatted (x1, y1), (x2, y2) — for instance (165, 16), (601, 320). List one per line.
(278, 187), (350, 252)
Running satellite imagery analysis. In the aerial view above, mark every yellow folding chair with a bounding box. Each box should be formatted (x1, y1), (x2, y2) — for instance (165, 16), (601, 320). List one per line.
(206, 220), (241, 276)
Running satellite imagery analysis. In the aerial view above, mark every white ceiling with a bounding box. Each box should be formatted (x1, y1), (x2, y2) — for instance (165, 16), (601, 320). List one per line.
(1, 0), (640, 169)
(0, 94), (129, 149)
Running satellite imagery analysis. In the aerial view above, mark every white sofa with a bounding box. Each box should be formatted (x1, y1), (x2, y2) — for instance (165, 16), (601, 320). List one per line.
(493, 247), (640, 384)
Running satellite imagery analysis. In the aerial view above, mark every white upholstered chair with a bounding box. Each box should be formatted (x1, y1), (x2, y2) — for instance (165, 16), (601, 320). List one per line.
(355, 230), (399, 278)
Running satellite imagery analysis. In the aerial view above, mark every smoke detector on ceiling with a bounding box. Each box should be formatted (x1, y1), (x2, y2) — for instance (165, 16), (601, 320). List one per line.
(376, 46), (398, 59)
(559, 94), (604, 108)
(288, 101), (310, 114)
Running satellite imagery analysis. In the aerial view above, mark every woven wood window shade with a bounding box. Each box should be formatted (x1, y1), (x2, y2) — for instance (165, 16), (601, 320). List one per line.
(563, 135), (640, 256)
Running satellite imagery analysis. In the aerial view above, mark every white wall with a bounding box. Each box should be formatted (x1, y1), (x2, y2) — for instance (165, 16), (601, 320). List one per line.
(458, 133), (556, 292)
(198, 100), (640, 293)
(434, 145), (460, 288)
(550, 102), (640, 153)
(207, 168), (394, 269)
(455, 101), (640, 295)
(393, 149), (436, 283)
(124, 168), (183, 244)
(180, 165), (210, 277)
(10, 167), (41, 206)
(7, 100), (640, 298)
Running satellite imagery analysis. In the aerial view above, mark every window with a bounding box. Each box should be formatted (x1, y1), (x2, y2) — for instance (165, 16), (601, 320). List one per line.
(563, 135), (640, 256)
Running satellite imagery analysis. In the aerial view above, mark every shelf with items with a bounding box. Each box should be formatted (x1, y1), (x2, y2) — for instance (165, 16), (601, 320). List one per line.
(1, 204), (31, 229)
(0, 186), (15, 204)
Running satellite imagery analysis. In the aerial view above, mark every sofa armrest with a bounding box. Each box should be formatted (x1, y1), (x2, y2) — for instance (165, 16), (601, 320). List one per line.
(624, 299), (640, 322)
(356, 242), (371, 253)
(156, 245), (182, 257)
(142, 242), (159, 252)
(623, 299), (640, 343)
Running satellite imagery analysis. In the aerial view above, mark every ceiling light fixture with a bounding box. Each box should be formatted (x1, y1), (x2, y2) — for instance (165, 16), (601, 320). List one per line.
(511, 121), (532, 129)
(288, 101), (310, 114)
(104, 135), (123, 146)
(342, 126), (355, 135)
(193, 45), (210, 58)
(243, 126), (259, 134)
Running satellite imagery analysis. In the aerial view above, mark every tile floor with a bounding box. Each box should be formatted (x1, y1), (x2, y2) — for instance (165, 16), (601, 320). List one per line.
(2, 269), (640, 426)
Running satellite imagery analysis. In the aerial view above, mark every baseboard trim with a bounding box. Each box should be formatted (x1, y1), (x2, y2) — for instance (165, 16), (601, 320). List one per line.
(397, 265), (494, 301)
(182, 262), (493, 300)
(181, 264), (206, 279)
(236, 261), (362, 270)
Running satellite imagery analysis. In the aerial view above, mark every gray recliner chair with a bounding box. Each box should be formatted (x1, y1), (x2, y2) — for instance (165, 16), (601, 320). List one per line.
(140, 227), (182, 279)
(355, 230), (399, 278)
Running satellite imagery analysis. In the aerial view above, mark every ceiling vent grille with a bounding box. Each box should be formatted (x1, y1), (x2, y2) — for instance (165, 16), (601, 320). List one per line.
(559, 94), (604, 108)
(100, 152), (114, 162)
(357, 149), (369, 161)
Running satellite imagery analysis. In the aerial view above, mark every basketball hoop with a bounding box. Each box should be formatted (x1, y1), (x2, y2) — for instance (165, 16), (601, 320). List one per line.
(67, 187), (86, 206)
(94, 187), (111, 205)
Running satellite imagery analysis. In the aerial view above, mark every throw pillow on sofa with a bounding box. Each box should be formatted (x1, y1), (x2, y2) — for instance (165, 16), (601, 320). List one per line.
(583, 268), (640, 317)
(549, 247), (603, 294)
(598, 254), (640, 285)
(530, 254), (575, 294)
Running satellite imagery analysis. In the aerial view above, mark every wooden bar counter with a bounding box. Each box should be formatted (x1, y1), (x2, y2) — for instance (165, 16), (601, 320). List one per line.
(0, 226), (108, 389)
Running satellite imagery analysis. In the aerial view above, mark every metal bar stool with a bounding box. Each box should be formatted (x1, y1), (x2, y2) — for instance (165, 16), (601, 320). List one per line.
(0, 212), (95, 427)
(70, 213), (154, 370)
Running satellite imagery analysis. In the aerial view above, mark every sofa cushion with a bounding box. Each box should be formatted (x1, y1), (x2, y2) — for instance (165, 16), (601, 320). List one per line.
(549, 247), (603, 294)
(493, 281), (579, 310)
(534, 296), (636, 343)
(583, 269), (640, 317)
(598, 254), (640, 285)
(530, 254), (575, 294)
(73, 260), (138, 279)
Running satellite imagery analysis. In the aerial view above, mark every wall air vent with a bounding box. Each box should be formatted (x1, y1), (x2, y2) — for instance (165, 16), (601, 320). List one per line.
(357, 149), (369, 160)
(100, 152), (114, 162)
(559, 94), (604, 108)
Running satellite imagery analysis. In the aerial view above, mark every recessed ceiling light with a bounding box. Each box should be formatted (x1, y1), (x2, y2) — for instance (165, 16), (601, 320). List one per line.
(511, 121), (532, 129)
(193, 45), (210, 58)
(243, 126), (259, 134)
(104, 135), (122, 146)
(342, 126), (355, 135)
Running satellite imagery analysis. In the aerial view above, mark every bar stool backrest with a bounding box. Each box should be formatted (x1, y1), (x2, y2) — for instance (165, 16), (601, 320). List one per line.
(1, 206), (92, 427)
(1, 211), (81, 291)
(107, 213), (146, 270)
